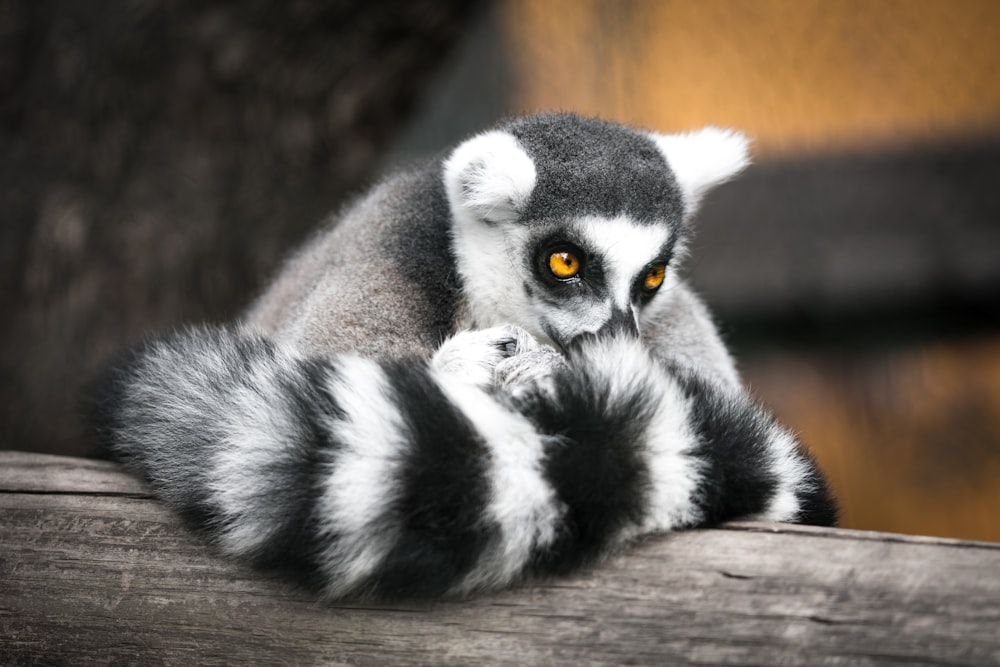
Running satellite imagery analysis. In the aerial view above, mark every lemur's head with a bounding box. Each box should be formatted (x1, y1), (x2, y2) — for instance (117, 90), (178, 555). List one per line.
(444, 113), (749, 350)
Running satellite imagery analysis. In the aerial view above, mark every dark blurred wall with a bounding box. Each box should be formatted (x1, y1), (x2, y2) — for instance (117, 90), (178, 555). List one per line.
(0, 0), (482, 456)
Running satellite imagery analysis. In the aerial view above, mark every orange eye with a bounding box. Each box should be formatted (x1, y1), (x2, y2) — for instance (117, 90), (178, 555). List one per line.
(549, 251), (581, 280)
(644, 264), (666, 291)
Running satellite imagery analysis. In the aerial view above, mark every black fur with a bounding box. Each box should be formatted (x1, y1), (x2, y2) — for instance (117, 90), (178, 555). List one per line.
(369, 362), (497, 597)
(678, 371), (836, 527)
(526, 367), (653, 574)
(382, 165), (464, 344)
(240, 358), (343, 588)
(511, 113), (686, 226)
(791, 464), (839, 527)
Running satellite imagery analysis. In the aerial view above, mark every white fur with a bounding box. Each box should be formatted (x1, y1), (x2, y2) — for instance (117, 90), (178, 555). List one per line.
(580, 337), (706, 532)
(750, 427), (811, 523)
(444, 130), (536, 225)
(575, 215), (672, 312)
(641, 371), (707, 531)
(650, 128), (751, 213)
(210, 341), (306, 555)
(445, 133), (541, 341)
(433, 371), (562, 594)
(432, 325), (539, 389)
(315, 357), (408, 597)
(494, 345), (567, 401)
(450, 218), (542, 338)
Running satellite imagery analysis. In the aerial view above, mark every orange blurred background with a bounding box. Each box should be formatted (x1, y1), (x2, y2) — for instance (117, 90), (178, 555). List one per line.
(502, 0), (1000, 156)
(494, 0), (1000, 541)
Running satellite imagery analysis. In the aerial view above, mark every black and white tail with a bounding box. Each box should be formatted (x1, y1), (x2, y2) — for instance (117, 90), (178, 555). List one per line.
(84, 326), (836, 599)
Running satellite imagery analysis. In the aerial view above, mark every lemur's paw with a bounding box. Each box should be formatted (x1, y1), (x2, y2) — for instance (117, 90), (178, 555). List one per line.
(495, 345), (568, 400)
(432, 325), (539, 388)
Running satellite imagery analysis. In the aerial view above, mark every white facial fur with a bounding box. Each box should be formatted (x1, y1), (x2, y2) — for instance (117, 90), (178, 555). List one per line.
(444, 124), (750, 347)
(444, 131), (540, 336)
(448, 211), (672, 348)
(573, 215), (673, 314)
(538, 215), (671, 344)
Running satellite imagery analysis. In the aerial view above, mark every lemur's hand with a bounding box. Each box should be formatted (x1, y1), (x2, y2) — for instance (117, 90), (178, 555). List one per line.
(431, 325), (540, 390)
(494, 345), (568, 400)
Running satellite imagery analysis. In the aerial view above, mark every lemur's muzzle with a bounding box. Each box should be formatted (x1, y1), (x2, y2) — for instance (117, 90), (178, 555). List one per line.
(595, 307), (640, 339)
(563, 308), (639, 351)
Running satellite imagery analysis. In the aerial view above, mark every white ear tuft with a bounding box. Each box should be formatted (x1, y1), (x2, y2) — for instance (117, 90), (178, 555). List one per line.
(650, 127), (751, 213)
(444, 130), (536, 225)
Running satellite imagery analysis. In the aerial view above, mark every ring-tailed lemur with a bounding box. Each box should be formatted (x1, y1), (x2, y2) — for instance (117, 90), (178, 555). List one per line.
(85, 113), (836, 599)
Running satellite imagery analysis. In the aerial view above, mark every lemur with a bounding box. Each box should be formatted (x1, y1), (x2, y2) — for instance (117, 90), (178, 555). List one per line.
(85, 113), (836, 599)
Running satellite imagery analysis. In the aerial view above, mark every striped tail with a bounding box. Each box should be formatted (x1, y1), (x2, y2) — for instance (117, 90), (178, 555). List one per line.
(83, 326), (835, 599)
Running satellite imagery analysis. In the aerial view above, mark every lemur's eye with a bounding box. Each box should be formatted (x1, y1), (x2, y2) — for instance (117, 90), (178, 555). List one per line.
(548, 251), (581, 280)
(643, 263), (666, 291)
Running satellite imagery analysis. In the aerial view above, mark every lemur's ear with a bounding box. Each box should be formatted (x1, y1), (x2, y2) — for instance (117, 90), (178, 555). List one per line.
(444, 131), (536, 224)
(649, 128), (751, 214)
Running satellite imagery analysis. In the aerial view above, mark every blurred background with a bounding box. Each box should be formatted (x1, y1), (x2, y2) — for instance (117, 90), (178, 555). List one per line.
(2, 0), (998, 541)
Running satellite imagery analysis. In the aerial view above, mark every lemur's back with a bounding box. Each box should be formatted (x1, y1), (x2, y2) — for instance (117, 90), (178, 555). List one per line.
(245, 163), (461, 359)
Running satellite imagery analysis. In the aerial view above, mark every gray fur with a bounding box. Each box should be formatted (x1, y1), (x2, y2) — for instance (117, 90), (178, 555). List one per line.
(642, 282), (741, 387)
(246, 164), (458, 359)
(510, 113), (686, 226)
(246, 114), (726, 375)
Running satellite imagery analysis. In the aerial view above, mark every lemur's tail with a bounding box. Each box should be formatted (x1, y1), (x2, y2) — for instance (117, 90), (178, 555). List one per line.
(82, 326), (835, 599)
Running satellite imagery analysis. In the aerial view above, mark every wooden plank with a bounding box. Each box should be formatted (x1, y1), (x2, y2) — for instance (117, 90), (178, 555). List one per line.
(1, 451), (998, 666)
(0, 450), (150, 495)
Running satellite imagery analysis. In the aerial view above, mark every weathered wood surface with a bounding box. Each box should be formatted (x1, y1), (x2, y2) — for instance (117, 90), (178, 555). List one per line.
(1, 451), (998, 666)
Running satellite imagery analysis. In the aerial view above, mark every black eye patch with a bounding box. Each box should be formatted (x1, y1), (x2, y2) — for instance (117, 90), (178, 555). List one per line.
(633, 244), (675, 305)
(527, 232), (608, 299)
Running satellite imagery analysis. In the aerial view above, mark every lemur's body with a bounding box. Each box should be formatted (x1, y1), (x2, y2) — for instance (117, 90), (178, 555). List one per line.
(86, 113), (836, 599)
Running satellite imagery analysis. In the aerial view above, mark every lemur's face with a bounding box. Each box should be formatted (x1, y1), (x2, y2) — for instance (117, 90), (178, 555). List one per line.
(444, 114), (750, 349)
(516, 215), (675, 349)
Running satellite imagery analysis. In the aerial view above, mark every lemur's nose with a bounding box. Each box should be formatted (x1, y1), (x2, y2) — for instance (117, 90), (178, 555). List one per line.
(594, 307), (639, 339)
(560, 308), (640, 353)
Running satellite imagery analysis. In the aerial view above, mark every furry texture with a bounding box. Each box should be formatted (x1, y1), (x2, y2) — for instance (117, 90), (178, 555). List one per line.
(87, 325), (834, 599)
(83, 112), (836, 600)
(650, 127), (752, 213)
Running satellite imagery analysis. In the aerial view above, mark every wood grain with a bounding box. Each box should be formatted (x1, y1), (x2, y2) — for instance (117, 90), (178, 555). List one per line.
(1, 451), (998, 666)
